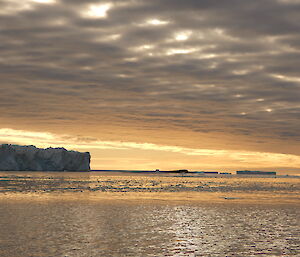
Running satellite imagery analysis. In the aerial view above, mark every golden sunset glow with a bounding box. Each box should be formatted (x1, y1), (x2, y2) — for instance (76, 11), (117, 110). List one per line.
(1, 2), (300, 257)
(1, 128), (299, 173)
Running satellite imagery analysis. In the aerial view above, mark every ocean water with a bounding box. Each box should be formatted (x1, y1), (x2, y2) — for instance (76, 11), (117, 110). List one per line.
(0, 172), (299, 257)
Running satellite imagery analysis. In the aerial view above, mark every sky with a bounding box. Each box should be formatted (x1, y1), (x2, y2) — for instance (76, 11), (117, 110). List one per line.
(0, 0), (300, 173)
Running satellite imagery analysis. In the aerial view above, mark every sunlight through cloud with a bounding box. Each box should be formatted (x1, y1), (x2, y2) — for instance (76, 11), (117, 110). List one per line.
(147, 19), (169, 25)
(32, 0), (56, 3)
(175, 31), (192, 41)
(84, 3), (112, 19)
(167, 48), (197, 55)
(271, 74), (300, 83)
(0, 0), (56, 14)
(137, 19), (169, 26)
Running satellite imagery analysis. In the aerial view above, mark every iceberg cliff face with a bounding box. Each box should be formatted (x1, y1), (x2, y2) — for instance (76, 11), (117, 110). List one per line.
(0, 144), (90, 171)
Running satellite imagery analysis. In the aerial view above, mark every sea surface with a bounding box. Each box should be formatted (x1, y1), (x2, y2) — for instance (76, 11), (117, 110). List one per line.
(0, 171), (299, 257)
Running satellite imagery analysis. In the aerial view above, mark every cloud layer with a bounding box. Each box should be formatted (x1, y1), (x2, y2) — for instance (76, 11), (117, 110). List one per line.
(0, 0), (299, 168)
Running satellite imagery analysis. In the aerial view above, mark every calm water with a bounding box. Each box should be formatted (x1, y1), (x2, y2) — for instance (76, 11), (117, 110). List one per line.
(0, 172), (299, 256)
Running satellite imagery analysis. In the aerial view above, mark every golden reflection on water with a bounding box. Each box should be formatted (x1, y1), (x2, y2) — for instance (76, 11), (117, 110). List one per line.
(0, 172), (299, 256)
(0, 199), (299, 256)
(0, 171), (299, 205)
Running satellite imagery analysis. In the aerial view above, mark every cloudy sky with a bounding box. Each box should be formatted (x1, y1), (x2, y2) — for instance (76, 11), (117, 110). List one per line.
(0, 0), (300, 173)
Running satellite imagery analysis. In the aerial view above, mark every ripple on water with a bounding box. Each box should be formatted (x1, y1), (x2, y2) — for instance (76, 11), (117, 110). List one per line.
(0, 201), (299, 256)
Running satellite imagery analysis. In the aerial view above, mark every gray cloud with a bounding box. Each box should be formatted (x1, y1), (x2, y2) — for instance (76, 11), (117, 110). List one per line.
(0, 0), (299, 154)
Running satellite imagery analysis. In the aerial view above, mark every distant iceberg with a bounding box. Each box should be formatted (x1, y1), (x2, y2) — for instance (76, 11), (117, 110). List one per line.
(0, 144), (90, 171)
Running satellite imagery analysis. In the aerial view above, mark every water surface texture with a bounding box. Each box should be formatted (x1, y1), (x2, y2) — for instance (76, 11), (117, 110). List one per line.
(0, 172), (299, 256)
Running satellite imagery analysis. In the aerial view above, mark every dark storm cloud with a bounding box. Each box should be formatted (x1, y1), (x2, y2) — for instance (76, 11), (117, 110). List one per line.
(0, 0), (299, 153)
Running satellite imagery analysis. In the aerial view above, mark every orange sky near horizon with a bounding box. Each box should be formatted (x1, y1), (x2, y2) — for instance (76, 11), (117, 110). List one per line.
(1, 128), (300, 174)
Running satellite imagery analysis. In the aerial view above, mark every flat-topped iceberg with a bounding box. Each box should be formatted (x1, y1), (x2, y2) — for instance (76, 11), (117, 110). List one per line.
(0, 144), (90, 171)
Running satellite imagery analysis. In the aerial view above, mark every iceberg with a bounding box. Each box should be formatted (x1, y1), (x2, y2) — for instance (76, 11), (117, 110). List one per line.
(0, 144), (90, 171)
